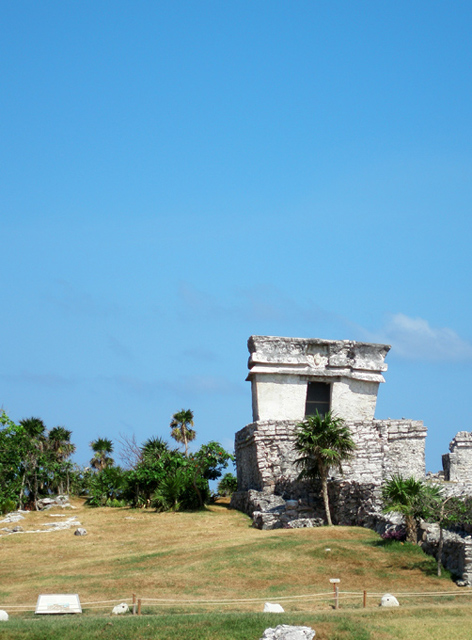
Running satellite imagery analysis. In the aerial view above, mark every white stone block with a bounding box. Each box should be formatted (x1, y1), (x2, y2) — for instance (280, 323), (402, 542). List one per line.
(112, 603), (129, 615)
(263, 602), (285, 613)
(380, 594), (399, 607)
(0, 610), (8, 621)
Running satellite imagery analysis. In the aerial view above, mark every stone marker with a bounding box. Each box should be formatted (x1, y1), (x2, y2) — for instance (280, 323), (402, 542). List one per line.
(380, 593), (399, 607)
(112, 603), (129, 615)
(260, 624), (315, 640)
(263, 602), (285, 613)
(0, 610), (9, 621)
(74, 528), (87, 536)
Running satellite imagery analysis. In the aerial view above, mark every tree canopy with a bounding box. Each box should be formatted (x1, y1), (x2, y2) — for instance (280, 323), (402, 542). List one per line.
(170, 409), (196, 457)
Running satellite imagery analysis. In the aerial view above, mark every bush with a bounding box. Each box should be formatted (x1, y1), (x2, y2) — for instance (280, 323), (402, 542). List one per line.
(0, 498), (17, 515)
(217, 473), (238, 496)
(105, 498), (127, 508)
(151, 467), (210, 511)
(86, 466), (127, 507)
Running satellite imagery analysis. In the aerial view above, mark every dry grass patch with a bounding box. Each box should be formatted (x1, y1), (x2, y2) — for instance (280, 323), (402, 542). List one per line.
(0, 499), (462, 612)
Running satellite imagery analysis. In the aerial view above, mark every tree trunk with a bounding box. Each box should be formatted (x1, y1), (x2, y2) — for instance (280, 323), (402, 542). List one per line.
(405, 515), (417, 544)
(33, 467), (39, 510)
(321, 473), (332, 526)
(437, 501), (447, 577)
(18, 471), (26, 510)
(437, 524), (444, 577)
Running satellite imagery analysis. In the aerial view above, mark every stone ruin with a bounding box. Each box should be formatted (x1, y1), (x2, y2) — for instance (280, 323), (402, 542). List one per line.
(443, 432), (472, 482)
(230, 335), (472, 584)
(231, 335), (426, 526)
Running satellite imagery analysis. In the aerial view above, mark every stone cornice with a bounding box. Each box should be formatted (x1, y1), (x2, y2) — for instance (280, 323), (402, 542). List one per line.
(247, 335), (390, 383)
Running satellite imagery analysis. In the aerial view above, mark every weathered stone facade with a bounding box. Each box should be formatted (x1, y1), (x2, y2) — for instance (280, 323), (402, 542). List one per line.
(233, 335), (426, 523)
(247, 335), (389, 423)
(442, 432), (472, 482)
(235, 418), (426, 495)
(420, 523), (472, 586)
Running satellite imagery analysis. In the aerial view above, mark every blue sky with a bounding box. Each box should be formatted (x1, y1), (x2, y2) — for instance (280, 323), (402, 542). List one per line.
(1, 1), (472, 472)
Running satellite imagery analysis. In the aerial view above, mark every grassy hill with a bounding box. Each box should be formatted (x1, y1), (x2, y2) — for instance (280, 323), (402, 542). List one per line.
(1, 499), (472, 639)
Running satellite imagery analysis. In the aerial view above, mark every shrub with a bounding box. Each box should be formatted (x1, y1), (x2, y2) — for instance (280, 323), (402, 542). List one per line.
(85, 466), (127, 507)
(217, 472), (238, 496)
(0, 498), (17, 515)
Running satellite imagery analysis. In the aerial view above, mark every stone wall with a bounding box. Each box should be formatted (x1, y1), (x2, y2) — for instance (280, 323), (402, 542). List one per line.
(442, 431), (472, 482)
(234, 418), (427, 496)
(420, 523), (472, 585)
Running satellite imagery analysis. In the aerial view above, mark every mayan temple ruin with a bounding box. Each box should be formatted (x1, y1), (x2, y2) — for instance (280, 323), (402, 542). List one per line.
(230, 334), (472, 583)
(231, 336), (471, 526)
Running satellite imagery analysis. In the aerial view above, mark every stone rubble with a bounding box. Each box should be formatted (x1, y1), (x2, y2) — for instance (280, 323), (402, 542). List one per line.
(36, 495), (74, 510)
(74, 527), (87, 536)
(0, 507), (82, 536)
(260, 625), (315, 640)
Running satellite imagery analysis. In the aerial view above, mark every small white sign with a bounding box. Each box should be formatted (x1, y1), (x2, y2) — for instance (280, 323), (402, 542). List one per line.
(329, 578), (340, 584)
(35, 594), (82, 615)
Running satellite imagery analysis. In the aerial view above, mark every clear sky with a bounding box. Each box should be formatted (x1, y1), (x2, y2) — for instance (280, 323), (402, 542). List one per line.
(1, 1), (471, 472)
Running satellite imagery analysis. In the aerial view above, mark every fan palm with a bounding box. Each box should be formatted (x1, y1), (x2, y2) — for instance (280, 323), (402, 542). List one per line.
(19, 417), (47, 508)
(48, 427), (75, 462)
(382, 474), (430, 543)
(170, 409), (196, 457)
(90, 437), (114, 472)
(141, 436), (169, 461)
(48, 427), (76, 494)
(294, 411), (356, 526)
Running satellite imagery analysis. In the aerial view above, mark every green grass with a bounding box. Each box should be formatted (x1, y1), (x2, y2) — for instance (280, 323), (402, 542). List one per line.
(3, 608), (472, 640)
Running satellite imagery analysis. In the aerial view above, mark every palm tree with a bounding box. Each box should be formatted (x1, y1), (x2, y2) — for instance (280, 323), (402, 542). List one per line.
(170, 409), (196, 457)
(90, 438), (114, 472)
(19, 417), (47, 508)
(48, 427), (76, 494)
(48, 427), (75, 460)
(294, 411), (356, 526)
(141, 436), (169, 462)
(381, 474), (430, 543)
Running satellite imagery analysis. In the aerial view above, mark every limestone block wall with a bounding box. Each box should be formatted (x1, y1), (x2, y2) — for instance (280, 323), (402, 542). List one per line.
(234, 418), (427, 495)
(442, 432), (472, 482)
(235, 420), (299, 492)
(421, 525), (472, 585)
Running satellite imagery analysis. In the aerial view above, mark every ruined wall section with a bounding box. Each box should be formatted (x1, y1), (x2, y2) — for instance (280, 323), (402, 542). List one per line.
(235, 421), (299, 492)
(234, 418), (427, 495)
(380, 420), (427, 479)
(442, 432), (472, 482)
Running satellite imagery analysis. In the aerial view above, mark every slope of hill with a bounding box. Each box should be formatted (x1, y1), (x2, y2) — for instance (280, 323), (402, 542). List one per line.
(0, 498), (460, 610)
